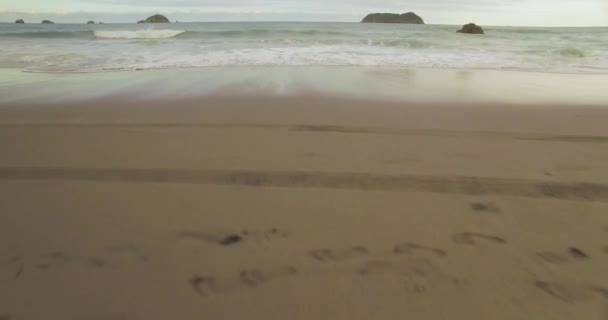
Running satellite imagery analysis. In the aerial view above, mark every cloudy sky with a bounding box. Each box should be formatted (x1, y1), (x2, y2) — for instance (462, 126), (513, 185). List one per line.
(1, 0), (606, 26)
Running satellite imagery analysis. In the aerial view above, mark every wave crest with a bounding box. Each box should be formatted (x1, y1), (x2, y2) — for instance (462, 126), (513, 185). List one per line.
(0, 31), (93, 39)
(556, 48), (586, 58)
(94, 30), (186, 39)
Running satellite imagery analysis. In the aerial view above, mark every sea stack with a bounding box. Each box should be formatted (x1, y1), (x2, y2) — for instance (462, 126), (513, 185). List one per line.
(41, 20), (54, 24)
(361, 12), (424, 24)
(15, 19), (25, 24)
(457, 23), (484, 34)
(137, 14), (170, 23)
(87, 20), (95, 24)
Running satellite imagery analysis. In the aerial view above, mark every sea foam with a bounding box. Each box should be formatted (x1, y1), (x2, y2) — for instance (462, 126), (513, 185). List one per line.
(0, 23), (606, 74)
(94, 30), (186, 39)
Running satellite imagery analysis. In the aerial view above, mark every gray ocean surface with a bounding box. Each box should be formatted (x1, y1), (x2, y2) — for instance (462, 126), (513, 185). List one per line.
(1, 22), (607, 74)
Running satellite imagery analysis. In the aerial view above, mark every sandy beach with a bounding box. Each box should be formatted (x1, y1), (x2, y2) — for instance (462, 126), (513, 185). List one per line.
(1, 94), (608, 320)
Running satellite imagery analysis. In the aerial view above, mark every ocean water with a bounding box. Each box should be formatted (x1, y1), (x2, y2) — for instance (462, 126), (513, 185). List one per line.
(1, 22), (607, 74)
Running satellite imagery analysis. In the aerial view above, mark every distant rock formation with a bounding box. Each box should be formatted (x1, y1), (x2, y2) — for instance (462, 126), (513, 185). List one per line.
(41, 20), (54, 24)
(99, 22), (104, 24)
(87, 20), (95, 24)
(137, 14), (170, 23)
(15, 19), (25, 24)
(457, 23), (484, 34)
(361, 12), (424, 24)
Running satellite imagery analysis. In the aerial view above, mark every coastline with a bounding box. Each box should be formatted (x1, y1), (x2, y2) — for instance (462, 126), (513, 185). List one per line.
(3, 13), (608, 320)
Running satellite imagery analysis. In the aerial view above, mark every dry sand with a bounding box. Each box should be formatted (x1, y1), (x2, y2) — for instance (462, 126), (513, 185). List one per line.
(1, 94), (608, 320)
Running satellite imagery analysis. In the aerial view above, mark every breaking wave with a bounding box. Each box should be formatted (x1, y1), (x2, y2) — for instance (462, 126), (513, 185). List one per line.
(94, 30), (186, 39)
(556, 48), (586, 58)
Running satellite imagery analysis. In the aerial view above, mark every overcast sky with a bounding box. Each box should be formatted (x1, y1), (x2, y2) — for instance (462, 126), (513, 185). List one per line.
(1, 0), (606, 26)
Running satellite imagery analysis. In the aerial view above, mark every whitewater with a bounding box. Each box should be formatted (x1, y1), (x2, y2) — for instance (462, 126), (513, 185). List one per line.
(0, 22), (607, 73)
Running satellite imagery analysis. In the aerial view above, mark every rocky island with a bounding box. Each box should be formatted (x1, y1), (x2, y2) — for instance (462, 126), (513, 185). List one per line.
(457, 23), (485, 34)
(137, 14), (170, 23)
(361, 12), (424, 24)
(15, 19), (25, 24)
(41, 20), (54, 24)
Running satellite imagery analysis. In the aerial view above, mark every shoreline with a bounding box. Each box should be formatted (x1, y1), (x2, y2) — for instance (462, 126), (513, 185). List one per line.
(2, 66), (608, 106)
(16, 64), (608, 76)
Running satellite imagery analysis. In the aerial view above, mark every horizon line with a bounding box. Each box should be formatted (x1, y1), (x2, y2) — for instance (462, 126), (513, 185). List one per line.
(1, 20), (607, 28)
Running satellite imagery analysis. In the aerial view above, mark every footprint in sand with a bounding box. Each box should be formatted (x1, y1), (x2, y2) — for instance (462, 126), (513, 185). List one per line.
(452, 232), (506, 245)
(239, 228), (288, 241)
(534, 281), (590, 303)
(189, 275), (219, 296)
(189, 266), (297, 296)
(393, 242), (447, 257)
(177, 228), (287, 246)
(177, 231), (243, 246)
(357, 259), (469, 292)
(401, 278), (428, 294)
(536, 247), (590, 265)
(568, 247), (589, 259)
(239, 266), (297, 288)
(310, 246), (370, 263)
(13, 265), (24, 279)
(470, 202), (501, 213)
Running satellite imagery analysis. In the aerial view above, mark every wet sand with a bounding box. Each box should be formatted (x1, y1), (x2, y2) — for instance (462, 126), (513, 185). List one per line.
(1, 94), (608, 320)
